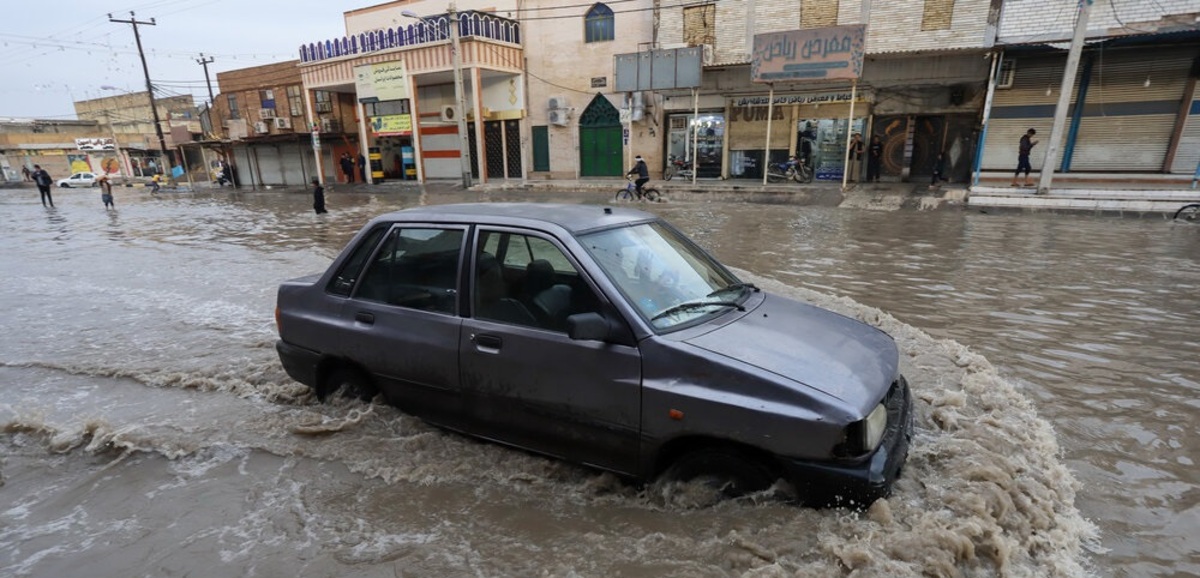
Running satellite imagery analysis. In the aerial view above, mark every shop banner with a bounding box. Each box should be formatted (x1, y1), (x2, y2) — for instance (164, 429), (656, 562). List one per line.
(729, 92), (865, 107)
(370, 114), (413, 136)
(75, 137), (116, 151)
(355, 61), (409, 103)
(751, 25), (865, 83)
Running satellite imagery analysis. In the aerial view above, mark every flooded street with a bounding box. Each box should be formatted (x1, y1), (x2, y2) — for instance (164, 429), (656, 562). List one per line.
(1, 184), (1197, 577)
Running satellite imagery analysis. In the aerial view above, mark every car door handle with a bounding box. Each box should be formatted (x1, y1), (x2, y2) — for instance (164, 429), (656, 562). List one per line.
(355, 311), (375, 325)
(473, 333), (502, 350)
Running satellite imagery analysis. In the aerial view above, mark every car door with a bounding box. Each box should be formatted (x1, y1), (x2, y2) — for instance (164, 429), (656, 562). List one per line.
(459, 228), (642, 474)
(339, 223), (468, 424)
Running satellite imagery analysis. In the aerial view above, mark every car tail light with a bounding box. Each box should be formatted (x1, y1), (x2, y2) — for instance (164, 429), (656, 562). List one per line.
(275, 305), (282, 333)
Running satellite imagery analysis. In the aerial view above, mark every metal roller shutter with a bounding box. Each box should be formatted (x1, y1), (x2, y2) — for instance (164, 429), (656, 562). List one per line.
(983, 54), (1076, 171)
(1070, 48), (1192, 172)
(1171, 100), (1200, 174)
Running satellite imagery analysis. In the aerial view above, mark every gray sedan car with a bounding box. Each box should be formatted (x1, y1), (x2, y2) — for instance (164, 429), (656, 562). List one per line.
(275, 203), (911, 505)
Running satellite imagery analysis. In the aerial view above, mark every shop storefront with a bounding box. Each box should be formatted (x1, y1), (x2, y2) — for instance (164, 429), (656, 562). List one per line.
(665, 112), (724, 178)
(726, 93), (869, 181)
(364, 99), (415, 181)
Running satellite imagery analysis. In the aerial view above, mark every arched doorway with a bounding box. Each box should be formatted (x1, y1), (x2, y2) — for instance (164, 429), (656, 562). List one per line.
(578, 94), (622, 177)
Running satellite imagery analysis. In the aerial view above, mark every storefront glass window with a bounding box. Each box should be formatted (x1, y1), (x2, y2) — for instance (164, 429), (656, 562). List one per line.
(798, 117), (865, 181)
(666, 113), (724, 178)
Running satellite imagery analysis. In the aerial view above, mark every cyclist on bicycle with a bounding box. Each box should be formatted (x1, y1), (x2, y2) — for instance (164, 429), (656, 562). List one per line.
(627, 155), (649, 199)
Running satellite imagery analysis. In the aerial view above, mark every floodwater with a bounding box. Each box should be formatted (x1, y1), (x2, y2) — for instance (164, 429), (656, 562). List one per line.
(0, 184), (1196, 577)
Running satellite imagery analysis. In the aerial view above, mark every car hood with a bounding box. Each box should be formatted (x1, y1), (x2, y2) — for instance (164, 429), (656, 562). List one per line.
(683, 294), (899, 404)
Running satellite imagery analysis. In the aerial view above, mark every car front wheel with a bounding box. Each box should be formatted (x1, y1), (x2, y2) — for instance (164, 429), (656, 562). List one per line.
(660, 446), (779, 498)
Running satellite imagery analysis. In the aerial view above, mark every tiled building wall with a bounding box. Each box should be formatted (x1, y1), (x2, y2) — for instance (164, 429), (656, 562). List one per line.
(998, 0), (1200, 43)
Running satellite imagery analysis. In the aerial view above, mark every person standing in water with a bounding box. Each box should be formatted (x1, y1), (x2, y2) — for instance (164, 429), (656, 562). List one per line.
(98, 174), (115, 210)
(311, 178), (327, 214)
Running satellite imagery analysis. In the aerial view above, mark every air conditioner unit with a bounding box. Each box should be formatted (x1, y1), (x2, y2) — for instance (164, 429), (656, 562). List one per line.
(547, 96), (567, 111)
(258, 108), (276, 119)
(274, 117), (292, 130)
(314, 101), (333, 113)
(253, 121), (269, 134)
(701, 44), (714, 66)
(548, 109), (571, 126)
(440, 104), (459, 122)
(320, 118), (336, 133)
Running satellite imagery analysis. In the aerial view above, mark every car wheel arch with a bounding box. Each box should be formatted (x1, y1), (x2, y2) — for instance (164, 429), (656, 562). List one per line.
(315, 358), (378, 401)
(652, 436), (781, 484)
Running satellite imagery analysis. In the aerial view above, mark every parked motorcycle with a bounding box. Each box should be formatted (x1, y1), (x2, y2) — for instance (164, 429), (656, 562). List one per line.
(663, 154), (694, 181)
(766, 156), (814, 183)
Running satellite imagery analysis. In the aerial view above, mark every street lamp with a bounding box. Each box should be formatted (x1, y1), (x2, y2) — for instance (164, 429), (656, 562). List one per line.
(403, 3), (472, 188)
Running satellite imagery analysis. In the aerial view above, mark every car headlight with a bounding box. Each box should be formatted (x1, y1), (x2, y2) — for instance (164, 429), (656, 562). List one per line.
(862, 402), (888, 452)
(836, 402), (889, 458)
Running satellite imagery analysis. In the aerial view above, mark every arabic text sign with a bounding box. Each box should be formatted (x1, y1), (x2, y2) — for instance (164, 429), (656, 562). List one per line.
(355, 61), (409, 102)
(751, 25), (865, 83)
(370, 114), (412, 136)
(75, 137), (116, 151)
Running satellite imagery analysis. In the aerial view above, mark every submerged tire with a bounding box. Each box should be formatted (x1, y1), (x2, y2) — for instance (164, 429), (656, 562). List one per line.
(320, 365), (377, 402)
(642, 188), (661, 202)
(615, 188), (634, 201)
(660, 446), (779, 498)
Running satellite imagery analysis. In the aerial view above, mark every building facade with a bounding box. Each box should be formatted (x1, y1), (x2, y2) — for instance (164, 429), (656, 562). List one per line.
(74, 92), (199, 179)
(0, 118), (108, 182)
(980, 0), (1200, 176)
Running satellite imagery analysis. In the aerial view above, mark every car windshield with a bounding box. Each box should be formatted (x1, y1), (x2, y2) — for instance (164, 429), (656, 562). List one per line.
(580, 221), (745, 330)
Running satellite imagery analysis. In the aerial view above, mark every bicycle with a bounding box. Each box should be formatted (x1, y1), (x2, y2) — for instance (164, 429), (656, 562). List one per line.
(1173, 203), (1199, 222)
(615, 176), (661, 202)
(766, 157), (813, 184)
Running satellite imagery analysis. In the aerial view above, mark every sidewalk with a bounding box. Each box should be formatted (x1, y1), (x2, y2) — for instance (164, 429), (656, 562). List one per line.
(969, 171), (1200, 214)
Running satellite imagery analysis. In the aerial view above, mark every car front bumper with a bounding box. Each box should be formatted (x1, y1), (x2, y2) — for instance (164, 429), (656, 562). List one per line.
(781, 376), (914, 507)
(276, 339), (321, 389)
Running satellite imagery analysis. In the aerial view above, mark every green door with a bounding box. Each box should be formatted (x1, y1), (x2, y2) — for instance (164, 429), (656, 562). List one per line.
(578, 94), (623, 177)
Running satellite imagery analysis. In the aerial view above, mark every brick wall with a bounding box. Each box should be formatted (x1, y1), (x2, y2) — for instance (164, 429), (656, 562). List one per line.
(657, 0), (997, 65)
(998, 0), (1200, 43)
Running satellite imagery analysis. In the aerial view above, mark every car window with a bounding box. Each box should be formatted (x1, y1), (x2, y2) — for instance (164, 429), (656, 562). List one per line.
(327, 225), (388, 296)
(581, 222), (740, 330)
(355, 226), (464, 314)
(474, 230), (600, 332)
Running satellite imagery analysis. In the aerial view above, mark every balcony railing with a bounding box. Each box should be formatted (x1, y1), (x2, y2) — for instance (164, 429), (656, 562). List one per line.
(299, 10), (520, 64)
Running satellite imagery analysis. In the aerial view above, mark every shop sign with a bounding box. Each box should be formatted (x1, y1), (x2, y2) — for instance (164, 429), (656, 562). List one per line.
(355, 61), (409, 102)
(729, 92), (860, 108)
(369, 114), (412, 136)
(751, 25), (865, 83)
(75, 137), (116, 151)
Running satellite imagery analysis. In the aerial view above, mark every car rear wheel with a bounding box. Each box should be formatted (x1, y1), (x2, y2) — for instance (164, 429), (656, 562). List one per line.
(660, 446), (779, 498)
(320, 365), (378, 402)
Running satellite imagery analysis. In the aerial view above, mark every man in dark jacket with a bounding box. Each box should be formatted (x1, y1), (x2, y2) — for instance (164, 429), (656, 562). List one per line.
(31, 164), (54, 207)
(1011, 128), (1038, 187)
(626, 155), (649, 198)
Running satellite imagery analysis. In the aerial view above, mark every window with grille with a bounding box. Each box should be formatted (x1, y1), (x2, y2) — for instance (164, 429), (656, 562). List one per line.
(584, 4), (614, 43)
(683, 4), (716, 47)
(287, 86), (303, 117)
(314, 90), (333, 113)
(227, 94), (239, 120)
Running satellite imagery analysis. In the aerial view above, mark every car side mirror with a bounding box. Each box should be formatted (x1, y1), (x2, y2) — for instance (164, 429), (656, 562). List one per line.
(566, 311), (633, 345)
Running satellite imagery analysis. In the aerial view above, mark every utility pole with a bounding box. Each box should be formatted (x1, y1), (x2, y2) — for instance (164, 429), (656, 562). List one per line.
(1037, 0), (1092, 195)
(109, 11), (172, 173)
(196, 53), (215, 106)
(448, 2), (473, 189)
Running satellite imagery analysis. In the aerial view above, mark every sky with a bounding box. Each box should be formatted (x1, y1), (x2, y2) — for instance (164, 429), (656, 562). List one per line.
(0, 0), (354, 119)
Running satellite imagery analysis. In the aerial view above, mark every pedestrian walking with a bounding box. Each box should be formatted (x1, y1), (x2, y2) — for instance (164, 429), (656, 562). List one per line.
(311, 178), (327, 214)
(866, 135), (883, 183)
(98, 174), (115, 210)
(847, 133), (864, 183)
(340, 153), (355, 183)
(929, 150), (947, 190)
(357, 153), (367, 183)
(1011, 128), (1038, 187)
(31, 164), (54, 207)
(150, 173), (162, 194)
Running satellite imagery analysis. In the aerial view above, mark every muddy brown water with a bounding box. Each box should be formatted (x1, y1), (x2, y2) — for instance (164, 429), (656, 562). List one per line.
(1, 185), (1196, 577)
